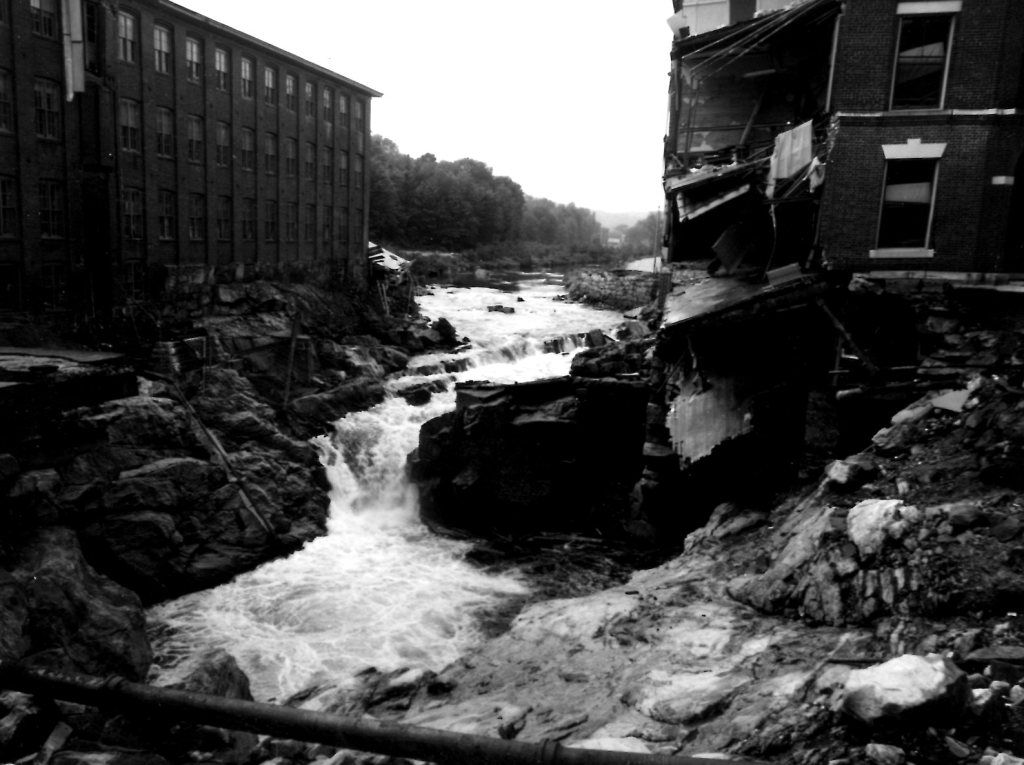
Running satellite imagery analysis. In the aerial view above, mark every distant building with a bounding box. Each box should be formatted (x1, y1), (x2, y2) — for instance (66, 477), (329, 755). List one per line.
(0, 0), (381, 316)
(663, 0), (1024, 281)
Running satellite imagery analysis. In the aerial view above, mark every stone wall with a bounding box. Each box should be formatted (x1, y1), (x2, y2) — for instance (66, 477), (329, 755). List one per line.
(566, 269), (658, 311)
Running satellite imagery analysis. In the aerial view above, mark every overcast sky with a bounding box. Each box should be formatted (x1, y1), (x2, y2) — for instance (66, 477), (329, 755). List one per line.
(175, 1), (672, 216)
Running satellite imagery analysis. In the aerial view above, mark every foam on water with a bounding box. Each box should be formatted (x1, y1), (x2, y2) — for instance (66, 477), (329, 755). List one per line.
(147, 274), (624, 701)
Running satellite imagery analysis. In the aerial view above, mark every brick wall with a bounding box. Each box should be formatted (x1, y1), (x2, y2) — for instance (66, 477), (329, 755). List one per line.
(832, 0), (1023, 113)
(819, 118), (1022, 272)
(0, 0), (377, 315)
(820, 0), (1024, 276)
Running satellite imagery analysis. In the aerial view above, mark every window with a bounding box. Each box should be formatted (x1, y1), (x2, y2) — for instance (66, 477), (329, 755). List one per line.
(84, 2), (101, 73)
(241, 197), (255, 240)
(264, 132), (277, 175)
(34, 80), (61, 138)
(876, 158), (939, 251)
(304, 82), (314, 117)
(216, 196), (231, 240)
(263, 67), (277, 105)
(215, 122), (230, 166)
(285, 75), (296, 110)
(155, 107), (174, 157)
(41, 264), (67, 307)
(31, 0), (56, 38)
(354, 155), (363, 189)
(284, 138), (297, 176)
(119, 98), (140, 152)
(338, 151), (348, 186)
(240, 128), (255, 170)
(186, 115), (203, 162)
(240, 57), (253, 98)
(338, 94), (349, 141)
(321, 147), (332, 184)
(117, 11), (136, 63)
(215, 48), (229, 91)
(122, 187), (143, 240)
(185, 37), (202, 82)
(304, 142), (315, 179)
(284, 202), (297, 242)
(891, 12), (955, 110)
(339, 207), (348, 246)
(0, 176), (17, 237)
(153, 25), (171, 73)
(0, 70), (12, 132)
(264, 200), (277, 242)
(303, 204), (315, 241)
(119, 261), (143, 301)
(322, 205), (332, 243)
(187, 193), (205, 240)
(322, 87), (333, 121)
(354, 101), (365, 153)
(354, 207), (364, 244)
(38, 181), (64, 238)
(158, 189), (175, 240)
(0, 264), (19, 311)
(0, 0), (7, 25)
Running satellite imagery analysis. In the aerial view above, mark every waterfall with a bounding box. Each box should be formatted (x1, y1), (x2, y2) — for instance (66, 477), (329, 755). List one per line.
(147, 273), (625, 702)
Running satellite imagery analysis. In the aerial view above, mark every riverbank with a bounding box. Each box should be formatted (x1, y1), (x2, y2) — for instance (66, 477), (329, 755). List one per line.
(5, 272), (1024, 765)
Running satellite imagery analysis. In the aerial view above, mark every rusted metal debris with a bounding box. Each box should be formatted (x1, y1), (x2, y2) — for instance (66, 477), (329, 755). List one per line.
(0, 662), (768, 765)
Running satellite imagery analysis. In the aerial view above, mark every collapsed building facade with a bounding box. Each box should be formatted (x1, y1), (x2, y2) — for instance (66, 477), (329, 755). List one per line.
(651, 0), (1024, 503)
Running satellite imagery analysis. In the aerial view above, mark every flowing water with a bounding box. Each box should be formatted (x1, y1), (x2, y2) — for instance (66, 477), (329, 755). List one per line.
(147, 272), (625, 702)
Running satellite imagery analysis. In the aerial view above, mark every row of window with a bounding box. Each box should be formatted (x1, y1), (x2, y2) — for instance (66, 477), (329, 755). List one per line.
(0, 177), (64, 238)
(121, 101), (365, 184)
(141, 193), (360, 244)
(139, 194), (356, 244)
(113, 9), (366, 129)
(0, 175), (361, 245)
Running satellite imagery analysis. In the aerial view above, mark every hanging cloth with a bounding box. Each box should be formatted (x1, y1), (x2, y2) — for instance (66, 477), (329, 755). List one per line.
(765, 120), (813, 199)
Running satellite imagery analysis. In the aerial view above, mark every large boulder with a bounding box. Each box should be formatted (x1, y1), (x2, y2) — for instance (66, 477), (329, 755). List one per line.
(288, 379), (386, 432)
(7, 527), (151, 680)
(842, 654), (969, 726)
(410, 376), (649, 535)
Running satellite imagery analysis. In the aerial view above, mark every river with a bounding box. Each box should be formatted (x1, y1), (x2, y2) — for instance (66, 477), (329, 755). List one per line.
(146, 271), (626, 702)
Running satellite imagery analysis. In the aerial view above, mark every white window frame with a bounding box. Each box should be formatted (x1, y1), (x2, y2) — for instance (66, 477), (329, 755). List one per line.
(889, 4), (959, 111)
(153, 25), (171, 74)
(185, 37), (202, 83)
(870, 140), (946, 258)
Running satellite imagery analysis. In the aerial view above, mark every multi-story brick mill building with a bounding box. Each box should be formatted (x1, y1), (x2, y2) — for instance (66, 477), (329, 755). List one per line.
(0, 0), (381, 316)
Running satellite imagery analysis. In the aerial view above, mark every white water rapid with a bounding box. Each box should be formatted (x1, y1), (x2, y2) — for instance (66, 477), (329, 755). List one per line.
(147, 272), (625, 702)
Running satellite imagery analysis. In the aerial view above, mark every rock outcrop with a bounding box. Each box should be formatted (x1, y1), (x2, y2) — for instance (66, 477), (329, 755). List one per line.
(409, 376), (649, 535)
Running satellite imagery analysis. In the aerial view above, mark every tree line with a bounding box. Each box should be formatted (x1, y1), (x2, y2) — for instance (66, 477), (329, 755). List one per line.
(368, 136), (607, 257)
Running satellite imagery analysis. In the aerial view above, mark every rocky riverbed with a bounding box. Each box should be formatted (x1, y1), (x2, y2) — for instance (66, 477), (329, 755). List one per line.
(5, 276), (1024, 765)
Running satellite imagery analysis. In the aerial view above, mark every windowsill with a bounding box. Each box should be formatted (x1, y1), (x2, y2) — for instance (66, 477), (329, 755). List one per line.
(887, 106), (944, 114)
(869, 247), (935, 259)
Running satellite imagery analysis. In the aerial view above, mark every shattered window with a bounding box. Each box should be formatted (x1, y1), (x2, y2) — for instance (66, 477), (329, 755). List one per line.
(891, 15), (953, 109)
(877, 159), (937, 249)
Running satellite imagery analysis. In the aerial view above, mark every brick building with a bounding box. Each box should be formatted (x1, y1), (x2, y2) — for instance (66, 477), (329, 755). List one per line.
(0, 0), (381, 316)
(818, 0), (1024, 277)
(664, 0), (1024, 281)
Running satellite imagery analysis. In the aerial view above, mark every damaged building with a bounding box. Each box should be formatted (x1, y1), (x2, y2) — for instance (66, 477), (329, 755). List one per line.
(650, 0), (1024, 508)
(664, 0), (1024, 277)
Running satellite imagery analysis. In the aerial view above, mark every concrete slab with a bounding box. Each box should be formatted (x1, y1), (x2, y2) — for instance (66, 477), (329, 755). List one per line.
(0, 347), (124, 364)
(662, 264), (826, 331)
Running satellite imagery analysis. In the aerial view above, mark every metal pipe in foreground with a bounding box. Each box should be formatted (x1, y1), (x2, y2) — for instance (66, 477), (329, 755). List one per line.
(0, 662), (766, 765)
